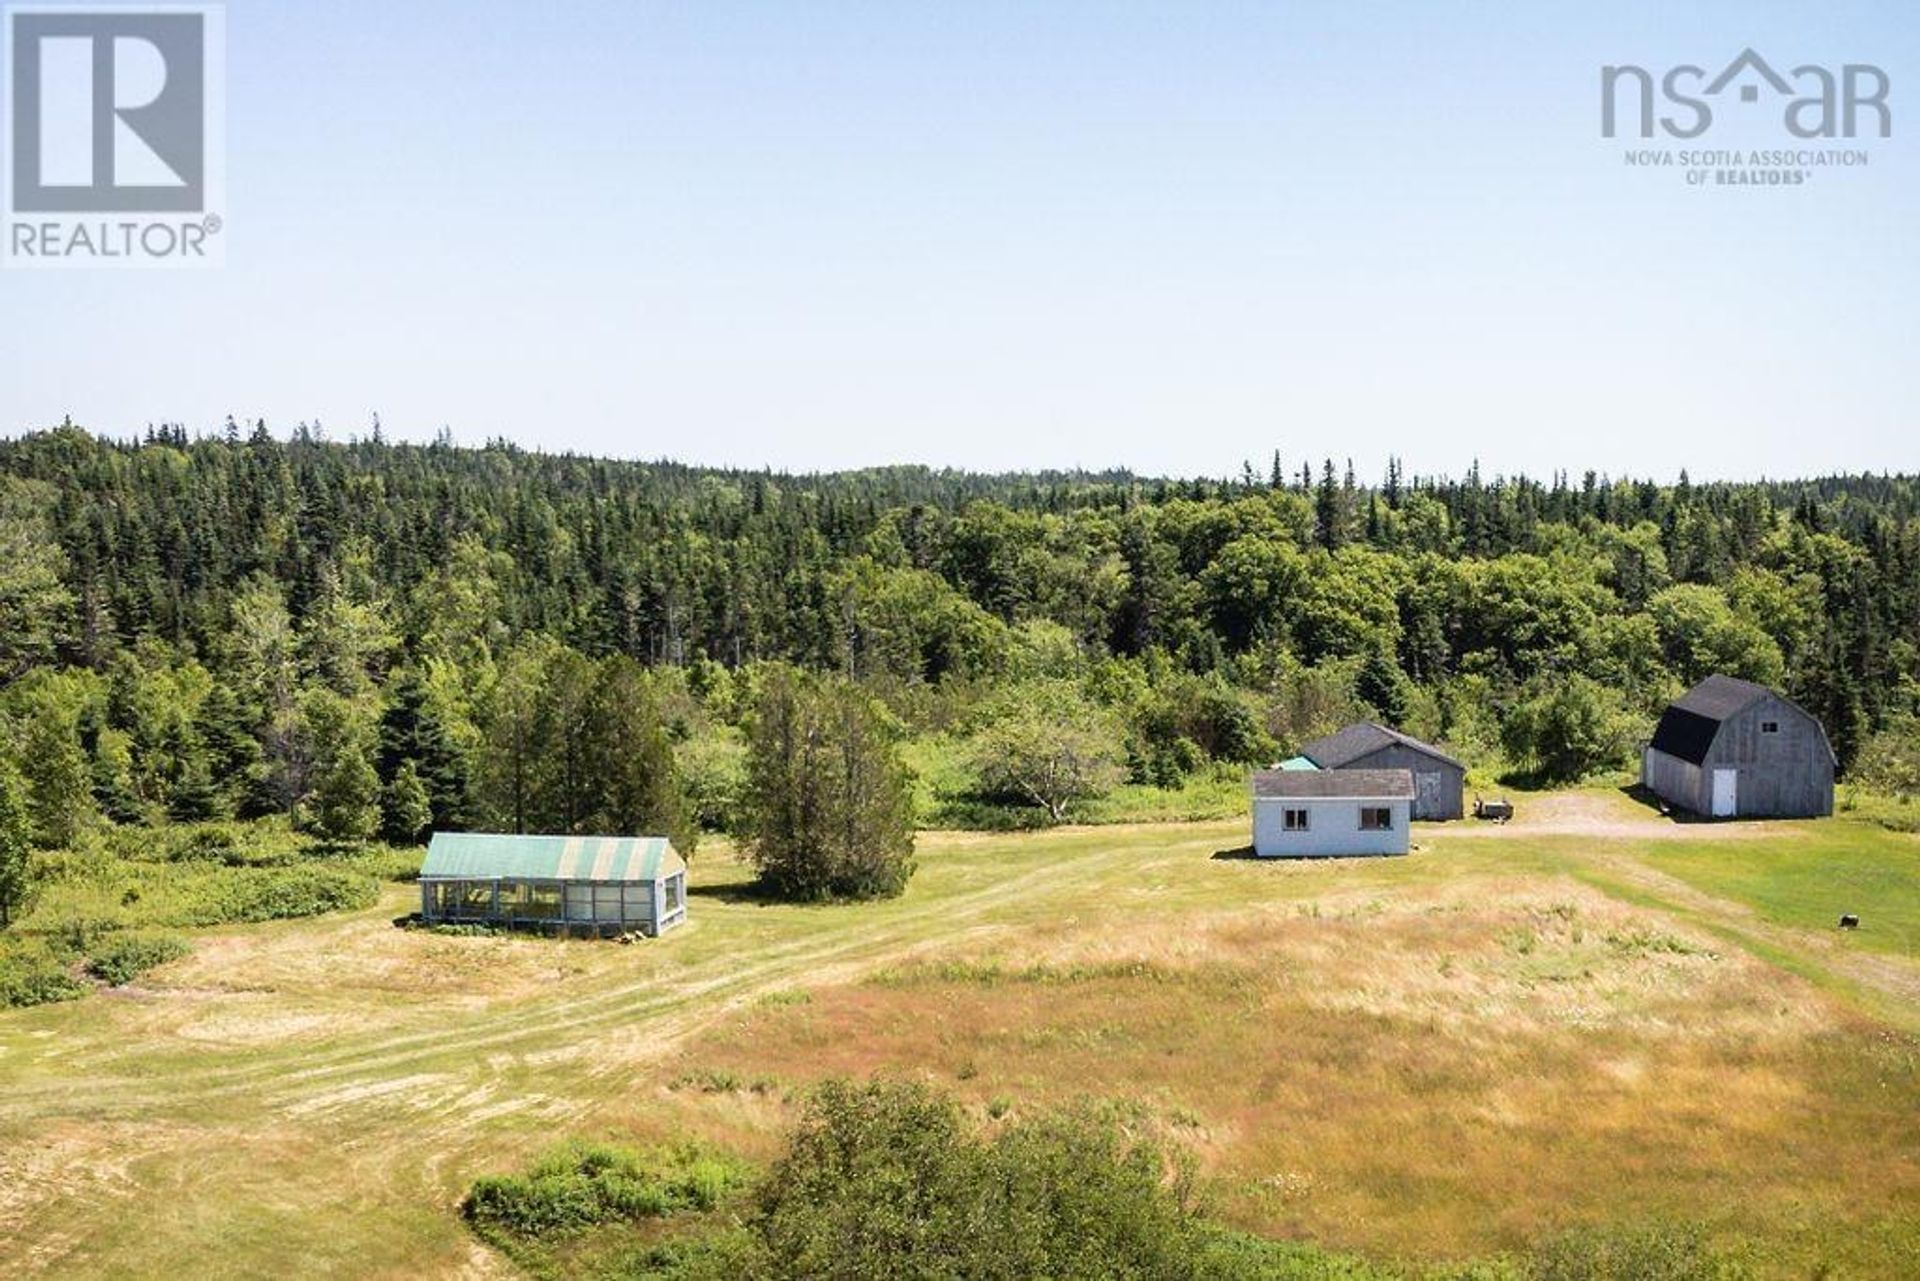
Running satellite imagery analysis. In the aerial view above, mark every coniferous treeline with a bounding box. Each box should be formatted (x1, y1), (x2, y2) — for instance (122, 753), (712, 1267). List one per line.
(0, 420), (1915, 849)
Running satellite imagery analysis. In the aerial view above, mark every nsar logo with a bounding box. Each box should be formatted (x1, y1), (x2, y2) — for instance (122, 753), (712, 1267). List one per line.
(1602, 48), (1891, 140)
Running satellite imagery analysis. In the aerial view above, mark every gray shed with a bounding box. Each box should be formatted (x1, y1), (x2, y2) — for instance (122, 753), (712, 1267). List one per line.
(1641, 675), (1835, 819)
(1297, 723), (1465, 820)
(420, 833), (688, 936)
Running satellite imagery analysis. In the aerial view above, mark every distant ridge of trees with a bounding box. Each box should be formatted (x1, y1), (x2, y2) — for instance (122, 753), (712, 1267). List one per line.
(0, 419), (1913, 853)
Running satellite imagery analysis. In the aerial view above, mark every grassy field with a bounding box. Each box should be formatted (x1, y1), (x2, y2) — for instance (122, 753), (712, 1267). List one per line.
(1, 791), (1917, 1277)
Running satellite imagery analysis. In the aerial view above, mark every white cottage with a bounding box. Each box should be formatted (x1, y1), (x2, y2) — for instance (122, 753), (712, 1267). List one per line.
(1250, 768), (1414, 858)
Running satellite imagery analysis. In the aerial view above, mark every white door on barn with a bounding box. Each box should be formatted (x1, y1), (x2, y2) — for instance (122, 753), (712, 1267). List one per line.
(1711, 768), (1738, 818)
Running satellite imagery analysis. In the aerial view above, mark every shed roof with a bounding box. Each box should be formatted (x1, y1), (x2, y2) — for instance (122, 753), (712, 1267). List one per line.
(422, 833), (685, 882)
(1277, 755), (1320, 771)
(1298, 722), (1464, 771)
(1252, 768), (1416, 800)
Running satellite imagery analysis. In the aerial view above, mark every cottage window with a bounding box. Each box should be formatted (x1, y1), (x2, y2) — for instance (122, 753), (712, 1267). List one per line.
(1360, 807), (1393, 831)
(1282, 808), (1310, 832)
(665, 875), (684, 912)
(1761, 721), (1780, 734)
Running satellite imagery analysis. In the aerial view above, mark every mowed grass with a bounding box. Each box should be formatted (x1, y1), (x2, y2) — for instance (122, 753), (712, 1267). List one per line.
(1, 800), (1917, 1277)
(1634, 830), (1920, 957)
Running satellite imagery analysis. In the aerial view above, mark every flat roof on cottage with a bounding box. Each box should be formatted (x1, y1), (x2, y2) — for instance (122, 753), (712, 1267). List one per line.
(1251, 768), (1415, 800)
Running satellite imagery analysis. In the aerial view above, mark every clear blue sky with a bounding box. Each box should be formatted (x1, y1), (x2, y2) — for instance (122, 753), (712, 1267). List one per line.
(2, 1), (1915, 481)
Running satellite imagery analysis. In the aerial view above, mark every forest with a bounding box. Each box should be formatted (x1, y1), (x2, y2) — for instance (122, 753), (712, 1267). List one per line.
(0, 418), (1917, 863)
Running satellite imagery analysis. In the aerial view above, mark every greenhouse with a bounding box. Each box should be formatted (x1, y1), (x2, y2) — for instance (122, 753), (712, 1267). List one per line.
(419, 833), (688, 937)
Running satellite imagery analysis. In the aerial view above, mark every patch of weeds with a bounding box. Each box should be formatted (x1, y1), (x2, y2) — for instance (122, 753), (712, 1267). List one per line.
(0, 938), (87, 1009)
(756, 987), (811, 1008)
(867, 958), (1180, 989)
(1530, 1219), (1749, 1280)
(669, 1068), (779, 1096)
(427, 922), (501, 938)
(1501, 927), (1539, 956)
(85, 933), (189, 985)
(986, 1095), (1012, 1119)
(1605, 929), (1713, 960)
(464, 1141), (750, 1242)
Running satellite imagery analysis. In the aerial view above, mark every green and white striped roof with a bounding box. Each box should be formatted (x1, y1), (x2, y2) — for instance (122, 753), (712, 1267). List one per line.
(422, 833), (684, 883)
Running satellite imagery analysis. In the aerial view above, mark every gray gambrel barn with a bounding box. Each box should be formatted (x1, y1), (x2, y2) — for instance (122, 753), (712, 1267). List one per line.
(1641, 675), (1835, 819)
(1296, 723), (1466, 820)
(420, 833), (688, 936)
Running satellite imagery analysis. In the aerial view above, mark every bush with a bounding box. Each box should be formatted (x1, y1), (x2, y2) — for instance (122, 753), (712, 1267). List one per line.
(85, 932), (189, 985)
(1531, 1222), (1747, 1281)
(0, 939), (86, 1008)
(464, 1142), (749, 1242)
(165, 825), (244, 864)
(740, 667), (916, 902)
(1500, 675), (1644, 783)
(752, 1080), (1211, 1279)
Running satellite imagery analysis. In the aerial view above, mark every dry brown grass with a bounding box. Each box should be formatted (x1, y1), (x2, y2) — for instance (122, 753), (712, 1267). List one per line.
(1, 812), (1916, 1276)
(651, 874), (1919, 1271)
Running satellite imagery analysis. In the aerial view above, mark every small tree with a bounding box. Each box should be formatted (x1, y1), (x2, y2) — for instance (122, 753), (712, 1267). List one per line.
(382, 760), (433, 845)
(15, 682), (95, 847)
(302, 690), (382, 846)
(969, 680), (1126, 823)
(1356, 647), (1411, 727)
(0, 760), (33, 927)
(1500, 675), (1641, 783)
(581, 656), (694, 851)
(740, 667), (915, 901)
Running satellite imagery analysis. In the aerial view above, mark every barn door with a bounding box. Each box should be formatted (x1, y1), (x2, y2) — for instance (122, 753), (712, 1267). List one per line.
(1711, 769), (1738, 818)
(1415, 772), (1442, 819)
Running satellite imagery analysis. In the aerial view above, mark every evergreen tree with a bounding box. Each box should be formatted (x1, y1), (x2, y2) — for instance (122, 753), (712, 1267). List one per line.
(301, 691), (381, 846)
(1356, 648), (1412, 727)
(18, 699), (94, 847)
(381, 760), (433, 845)
(741, 667), (915, 901)
(377, 667), (472, 829)
(581, 656), (693, 849)
(0, 759), (32, 926)
(1314, 459), (1346, 550)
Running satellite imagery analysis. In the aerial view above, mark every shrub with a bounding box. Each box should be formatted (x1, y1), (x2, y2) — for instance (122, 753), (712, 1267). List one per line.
(0, 939), (86, 1008)
(463, 1141), (749, 1242)
(753, 1080), (1210, 1279)
(1530, 1221), (1748, 1281)
(86, 932), (190, 985)
(1500, 675), (1643, 783)
(739, 667), (916, 902)
(165, 825), (243, 864)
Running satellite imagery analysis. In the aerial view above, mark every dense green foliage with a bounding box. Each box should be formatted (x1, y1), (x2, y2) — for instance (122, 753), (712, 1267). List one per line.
(465, 1141), (746, 1240)
(0, 760), (30, 926)
(84, 932), (190, 985)
(747, 1080), (1210, 1278)
(740, 668), (917, 900)
(0, 424), (1915, 847)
